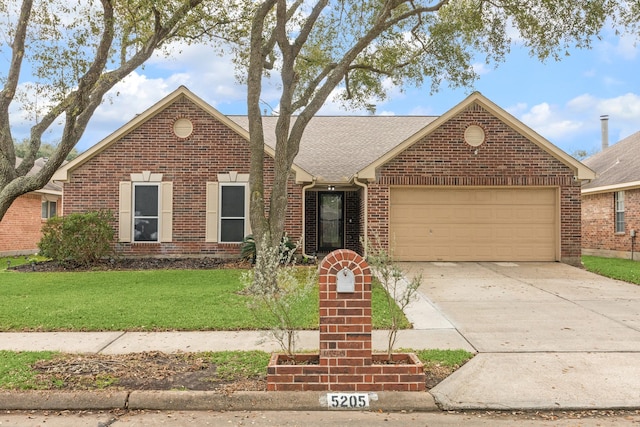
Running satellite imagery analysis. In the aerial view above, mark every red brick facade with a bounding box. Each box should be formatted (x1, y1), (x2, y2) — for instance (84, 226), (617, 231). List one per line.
(0, 192), (59, 255)
(368, 102), (582, 265)
(60, 92), (582, 264)
(62, 94), (302, 257)
(582, 189), (640, 259)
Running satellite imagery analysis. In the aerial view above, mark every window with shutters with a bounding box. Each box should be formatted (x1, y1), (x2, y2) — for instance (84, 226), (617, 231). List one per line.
(119, 172), (172, 243)
(205, 173), (250, 243)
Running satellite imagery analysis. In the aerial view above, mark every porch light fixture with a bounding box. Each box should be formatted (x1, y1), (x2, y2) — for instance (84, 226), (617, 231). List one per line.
(327, 185), (335, 191)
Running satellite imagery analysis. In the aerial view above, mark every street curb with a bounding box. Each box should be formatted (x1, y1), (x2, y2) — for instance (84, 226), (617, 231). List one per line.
(0, 391), (129, 410)
(0, 390), (440, 412)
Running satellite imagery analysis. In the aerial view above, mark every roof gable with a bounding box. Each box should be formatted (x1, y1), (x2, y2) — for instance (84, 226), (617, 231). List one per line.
(582, 130), (640, 194)
(357, 92), (594, 181)
(53, 86), (313, 183)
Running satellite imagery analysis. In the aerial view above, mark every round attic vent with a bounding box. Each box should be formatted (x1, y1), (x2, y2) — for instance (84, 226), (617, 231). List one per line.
(173, 118), (193, 138)
(464, 125), (485, 147)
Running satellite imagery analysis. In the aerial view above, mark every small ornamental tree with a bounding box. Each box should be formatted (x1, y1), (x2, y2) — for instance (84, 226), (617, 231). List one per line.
(39, 211), (115, 267)
(242, 234), (317, 358)
(364, 238), (422, 358)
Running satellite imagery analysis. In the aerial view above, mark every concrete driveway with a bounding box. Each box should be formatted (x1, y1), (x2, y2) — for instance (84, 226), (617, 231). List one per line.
(402, 261), (640, 410)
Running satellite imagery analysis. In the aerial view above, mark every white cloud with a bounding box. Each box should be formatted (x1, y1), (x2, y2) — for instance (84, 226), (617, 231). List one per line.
(506, 102), (529, 116)
(519, 102), (583, 141)
(512, 92), (640, 154)
(614, 34), (639, 61)
(472, 62), (492, 75)
(149, 42), (247, 105)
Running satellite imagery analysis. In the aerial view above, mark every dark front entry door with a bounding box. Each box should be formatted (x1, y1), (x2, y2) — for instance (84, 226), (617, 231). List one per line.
(318, 192), (344, 251)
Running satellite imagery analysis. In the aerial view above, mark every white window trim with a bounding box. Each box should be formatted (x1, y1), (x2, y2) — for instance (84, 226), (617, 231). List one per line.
(205, 172), (251, 243)
(218, 182), (250, 243)
(133, 182), (161, 243)
(615, 191), (625, 234)
(119, 171), (172, 244)
(41, 199), (57, 219)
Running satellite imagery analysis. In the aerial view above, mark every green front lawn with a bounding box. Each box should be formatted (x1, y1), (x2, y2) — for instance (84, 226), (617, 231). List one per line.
(0, 256), (48, 271)
(0, 268), (408, 331)
(582, 255), (640, 285)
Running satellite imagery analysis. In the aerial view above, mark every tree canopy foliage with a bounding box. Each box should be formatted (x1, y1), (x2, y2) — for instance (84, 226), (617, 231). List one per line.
(13, 140), (79, 161)
(0, 0), (231, 219)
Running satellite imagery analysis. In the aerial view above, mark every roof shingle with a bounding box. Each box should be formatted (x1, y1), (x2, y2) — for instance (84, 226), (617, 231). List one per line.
(582, 130), (640, 190)
(228, 115), (437, 182)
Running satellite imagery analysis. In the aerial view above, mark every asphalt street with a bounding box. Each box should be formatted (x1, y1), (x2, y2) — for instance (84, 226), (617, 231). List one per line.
(2, 410), (640, 427)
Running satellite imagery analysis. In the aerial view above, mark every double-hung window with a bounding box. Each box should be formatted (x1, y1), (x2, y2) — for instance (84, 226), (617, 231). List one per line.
(205, 173), (250, 243)
(118, 174), (172, 243)
(133, 184), (160, 242)
(219, 183), (247, 243)
(615, 191), (625, 233)
(41, 199), (57, 219)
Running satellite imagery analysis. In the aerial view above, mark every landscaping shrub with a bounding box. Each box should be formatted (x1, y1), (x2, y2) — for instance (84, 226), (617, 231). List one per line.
(240, 234), (296, 264)
(39, 211), (115, 267)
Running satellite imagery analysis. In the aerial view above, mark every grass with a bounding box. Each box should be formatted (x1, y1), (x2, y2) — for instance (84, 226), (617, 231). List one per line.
(0, 349), (473, 390)
(0, 268), (407, 331)
(414, 349), (474, 368)
(0, 255), (48, 271)
(207, 350), (272, 380)
(582, 255), (640, 285)
(0, 351), (56, 390)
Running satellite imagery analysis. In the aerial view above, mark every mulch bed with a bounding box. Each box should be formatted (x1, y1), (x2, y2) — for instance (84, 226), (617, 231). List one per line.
(10, 257), (250, 272)
(30, 351), (454, 392)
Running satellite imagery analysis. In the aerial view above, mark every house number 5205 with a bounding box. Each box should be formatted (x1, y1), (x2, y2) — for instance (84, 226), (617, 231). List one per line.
(326, 393), (369, 409)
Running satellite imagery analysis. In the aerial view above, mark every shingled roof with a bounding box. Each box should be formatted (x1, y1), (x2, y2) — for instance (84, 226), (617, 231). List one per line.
(228, 115), (436, 182)
(54, 86), (594, 185)
(16, 157), (62, 194)
(582, 130), (640, 192)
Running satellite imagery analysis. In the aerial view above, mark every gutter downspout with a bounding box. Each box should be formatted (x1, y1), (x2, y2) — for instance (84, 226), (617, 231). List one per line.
(301, 178), (317, 259)
(353, 175), (368, 258)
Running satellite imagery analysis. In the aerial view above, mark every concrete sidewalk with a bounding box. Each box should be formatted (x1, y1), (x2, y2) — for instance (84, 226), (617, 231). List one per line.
(0, 329), (473, 355)
(2, 261), (640, 412)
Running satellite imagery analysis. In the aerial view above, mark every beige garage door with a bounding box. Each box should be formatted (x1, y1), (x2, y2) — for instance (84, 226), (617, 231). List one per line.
(390, 187), (558, 262)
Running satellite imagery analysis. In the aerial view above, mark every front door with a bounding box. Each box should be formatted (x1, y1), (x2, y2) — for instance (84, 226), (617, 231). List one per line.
(318, 192), (344, 251)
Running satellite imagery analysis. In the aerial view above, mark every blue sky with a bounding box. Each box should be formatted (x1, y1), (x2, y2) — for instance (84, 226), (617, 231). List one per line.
(9, 22), (640, 158)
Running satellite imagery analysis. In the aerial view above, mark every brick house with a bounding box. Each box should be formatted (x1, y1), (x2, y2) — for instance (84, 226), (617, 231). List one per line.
(0, 158), (62, 256)
(53, 86), (592, 265)
(582, 130), (640, 260)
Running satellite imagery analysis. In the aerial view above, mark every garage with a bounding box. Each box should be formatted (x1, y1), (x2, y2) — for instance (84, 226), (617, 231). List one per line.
(389, 187), (558, 262)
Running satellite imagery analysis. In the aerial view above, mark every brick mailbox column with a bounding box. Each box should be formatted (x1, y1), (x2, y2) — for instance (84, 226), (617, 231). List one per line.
(267, 248), (425, 392)
(319, 249), (372, 368)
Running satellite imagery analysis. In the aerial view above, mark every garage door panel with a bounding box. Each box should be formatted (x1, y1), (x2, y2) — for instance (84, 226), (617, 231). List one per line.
(390, 188), (557, 262)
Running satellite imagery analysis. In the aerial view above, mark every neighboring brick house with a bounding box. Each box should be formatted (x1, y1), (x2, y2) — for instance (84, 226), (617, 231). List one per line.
(54, 86), (592, 265)
(0, 158), (62, 256)
(582, 130), (640, 260)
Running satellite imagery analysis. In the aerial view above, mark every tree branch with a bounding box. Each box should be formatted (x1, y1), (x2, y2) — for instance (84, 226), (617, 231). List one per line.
(0, 0), (34, 181)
